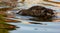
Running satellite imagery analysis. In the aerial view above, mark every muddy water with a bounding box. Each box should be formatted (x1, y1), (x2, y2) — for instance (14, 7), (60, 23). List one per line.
(1, 0), (60, 33)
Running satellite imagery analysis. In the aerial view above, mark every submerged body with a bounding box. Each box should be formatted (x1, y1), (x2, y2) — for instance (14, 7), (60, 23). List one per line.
(17, 6), (55, 21)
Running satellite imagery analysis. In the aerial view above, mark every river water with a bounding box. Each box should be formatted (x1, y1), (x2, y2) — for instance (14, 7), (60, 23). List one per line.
(2, 0), (60, 33)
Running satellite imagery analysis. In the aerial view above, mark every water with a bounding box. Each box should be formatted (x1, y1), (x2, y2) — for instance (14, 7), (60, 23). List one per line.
(1, 0), (60, 33)
(8, 14), (60, 33)
(9, 0), (60, 33)
(8, 22), (60, 33)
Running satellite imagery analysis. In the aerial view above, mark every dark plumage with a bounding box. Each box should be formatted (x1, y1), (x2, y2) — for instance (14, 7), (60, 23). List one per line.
(17, 6), (55, 21)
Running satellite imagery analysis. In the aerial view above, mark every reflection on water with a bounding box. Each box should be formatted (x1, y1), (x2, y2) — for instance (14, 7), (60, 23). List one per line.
(0, 0), (60, 33)
(17, 0), (60, 22)
(44, 0), (60, 4)
(9, 0), (60, 33)
(0, 29), (9, 33)
(0, 23), (18, 33)
(9, 22), (60, 33)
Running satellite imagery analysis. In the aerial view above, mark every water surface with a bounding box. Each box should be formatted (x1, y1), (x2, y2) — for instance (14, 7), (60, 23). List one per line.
(1, 0), (60, 33)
